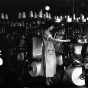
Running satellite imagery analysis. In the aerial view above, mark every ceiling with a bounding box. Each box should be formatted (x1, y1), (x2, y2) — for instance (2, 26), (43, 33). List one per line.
(0, 0), (88, 16)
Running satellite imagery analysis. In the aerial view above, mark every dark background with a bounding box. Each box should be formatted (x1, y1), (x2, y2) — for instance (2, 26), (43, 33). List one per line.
(0, 0), (88, 16)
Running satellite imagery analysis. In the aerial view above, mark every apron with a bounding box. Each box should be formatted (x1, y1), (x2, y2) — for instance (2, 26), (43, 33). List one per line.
(41, 31), (56, 77)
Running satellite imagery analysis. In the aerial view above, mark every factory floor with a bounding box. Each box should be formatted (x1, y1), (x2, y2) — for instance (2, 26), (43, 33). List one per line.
(0, 74), (87, 88)
(0, 64), (87, 88)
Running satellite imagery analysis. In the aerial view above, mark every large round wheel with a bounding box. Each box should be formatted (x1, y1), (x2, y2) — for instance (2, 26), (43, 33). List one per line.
(29, 62), (42, 77)
(66, 66), (85, 86)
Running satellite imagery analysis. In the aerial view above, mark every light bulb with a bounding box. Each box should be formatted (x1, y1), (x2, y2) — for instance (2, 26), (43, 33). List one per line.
(45, 6), (50, 11)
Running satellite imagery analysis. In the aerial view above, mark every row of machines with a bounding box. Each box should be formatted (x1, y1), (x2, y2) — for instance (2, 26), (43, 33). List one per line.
(0, 11), (88, 86)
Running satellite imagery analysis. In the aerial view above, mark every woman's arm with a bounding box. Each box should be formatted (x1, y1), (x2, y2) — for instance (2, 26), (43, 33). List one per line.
(47, 35), (70, 42)
(55, 38), (70, 42)
(44, 26), (70, 43)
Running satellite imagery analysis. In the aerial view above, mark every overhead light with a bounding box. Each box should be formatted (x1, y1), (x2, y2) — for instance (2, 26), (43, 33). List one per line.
(45, 6), (50, 11)
(0, 58), (3, 66)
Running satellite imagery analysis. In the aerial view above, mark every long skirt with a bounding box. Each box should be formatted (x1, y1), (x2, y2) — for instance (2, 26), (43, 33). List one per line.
(41, 40), (56, 77)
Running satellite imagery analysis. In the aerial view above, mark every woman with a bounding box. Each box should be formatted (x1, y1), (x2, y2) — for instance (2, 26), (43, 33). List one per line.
(41, 25), (70, 86)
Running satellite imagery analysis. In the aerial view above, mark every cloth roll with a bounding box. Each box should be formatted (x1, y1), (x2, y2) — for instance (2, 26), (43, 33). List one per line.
(29, 62), (42, 77)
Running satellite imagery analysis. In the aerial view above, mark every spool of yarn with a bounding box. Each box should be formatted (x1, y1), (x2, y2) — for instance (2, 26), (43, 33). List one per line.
(66, 66), (85, 86)
(74, 45), (82, 55)
(29, 62), (42, 77)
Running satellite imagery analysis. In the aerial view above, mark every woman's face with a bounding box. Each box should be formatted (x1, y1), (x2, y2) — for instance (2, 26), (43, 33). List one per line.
(49, 26), (54, 31)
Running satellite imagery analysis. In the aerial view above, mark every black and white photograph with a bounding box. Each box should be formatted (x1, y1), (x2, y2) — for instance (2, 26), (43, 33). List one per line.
(0, 0), (88, 88)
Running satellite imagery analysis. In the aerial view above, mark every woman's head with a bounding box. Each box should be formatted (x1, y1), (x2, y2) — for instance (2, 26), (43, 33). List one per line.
(48, 26), (54, 31)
